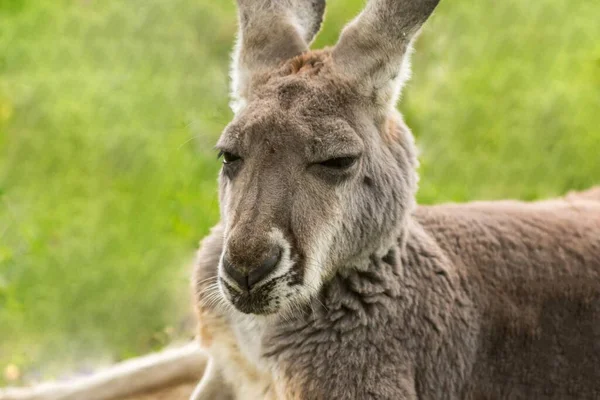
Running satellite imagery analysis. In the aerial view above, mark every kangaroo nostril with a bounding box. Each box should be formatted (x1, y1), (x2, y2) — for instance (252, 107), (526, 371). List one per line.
(222, 247), (282, 292)
(248, 247), (281, 288)
(223, 255), (249, 291)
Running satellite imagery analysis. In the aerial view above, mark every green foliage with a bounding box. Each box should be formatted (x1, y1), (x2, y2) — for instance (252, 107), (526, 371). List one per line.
(0, 0), (598, 383)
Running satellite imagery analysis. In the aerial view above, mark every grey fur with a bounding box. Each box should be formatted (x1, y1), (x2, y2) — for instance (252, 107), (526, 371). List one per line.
(192, 0), (600, 398)
(332, 0), (441, 109)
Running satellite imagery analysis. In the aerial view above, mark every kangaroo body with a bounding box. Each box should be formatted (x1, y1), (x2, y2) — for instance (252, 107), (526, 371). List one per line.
(190, 0), (600, 397)
(193, 195), (600, 399)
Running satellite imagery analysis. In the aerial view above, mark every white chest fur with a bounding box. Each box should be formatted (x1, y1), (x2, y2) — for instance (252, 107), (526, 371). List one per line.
(231, 314), (270, 371)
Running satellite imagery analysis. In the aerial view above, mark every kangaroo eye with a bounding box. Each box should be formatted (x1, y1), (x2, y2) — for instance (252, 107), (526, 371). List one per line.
(219, 151), (241, 164)
(318, 156), (357, 169)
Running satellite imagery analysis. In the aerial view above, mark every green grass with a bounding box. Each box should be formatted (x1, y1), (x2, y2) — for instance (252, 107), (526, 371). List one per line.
(1, 0), (598, 384)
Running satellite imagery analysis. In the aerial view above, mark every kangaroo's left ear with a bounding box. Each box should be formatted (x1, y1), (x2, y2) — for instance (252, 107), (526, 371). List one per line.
(231, 0), (326, 113)
(331, 0), (440, 111)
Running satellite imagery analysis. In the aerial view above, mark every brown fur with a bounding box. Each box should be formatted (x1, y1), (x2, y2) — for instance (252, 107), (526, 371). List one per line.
(416, 201), (600, 398)
(287, 52), (326, 76)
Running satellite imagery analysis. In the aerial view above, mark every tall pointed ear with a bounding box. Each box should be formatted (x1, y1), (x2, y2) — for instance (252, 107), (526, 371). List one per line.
(230, 0), (326, 113)
(331, 0), (440, 109)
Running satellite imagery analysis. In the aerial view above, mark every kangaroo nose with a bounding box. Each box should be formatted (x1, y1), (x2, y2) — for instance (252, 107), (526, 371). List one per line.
(223, 247), (281, 291)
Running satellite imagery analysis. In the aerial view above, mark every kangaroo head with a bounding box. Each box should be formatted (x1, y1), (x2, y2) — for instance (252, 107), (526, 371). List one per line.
(216, 0), (440, 315)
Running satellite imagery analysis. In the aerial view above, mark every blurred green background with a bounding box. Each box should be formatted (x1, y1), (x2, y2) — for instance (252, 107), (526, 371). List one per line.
(1, 0), (598, 385)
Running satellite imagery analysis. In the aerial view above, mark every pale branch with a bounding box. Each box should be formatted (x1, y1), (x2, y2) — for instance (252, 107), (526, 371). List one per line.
(0, 342), (207, 400)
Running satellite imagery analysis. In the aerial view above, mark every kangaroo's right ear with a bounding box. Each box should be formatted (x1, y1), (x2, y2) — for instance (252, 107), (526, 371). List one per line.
(331, 0), (440, 112)
(230, 0), (326, 113)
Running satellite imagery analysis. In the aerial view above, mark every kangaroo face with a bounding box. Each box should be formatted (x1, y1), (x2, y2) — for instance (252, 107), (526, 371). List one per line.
(216, 55), (417, 315)
(209, 0), (439, 315)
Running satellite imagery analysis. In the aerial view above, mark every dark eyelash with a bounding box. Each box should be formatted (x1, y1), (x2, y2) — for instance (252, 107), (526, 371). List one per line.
(218, 151), (242, 164)
(318, 156), (357, 169)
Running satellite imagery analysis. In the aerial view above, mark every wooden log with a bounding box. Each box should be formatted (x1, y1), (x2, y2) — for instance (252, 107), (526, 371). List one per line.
(0, 342), (206, 400)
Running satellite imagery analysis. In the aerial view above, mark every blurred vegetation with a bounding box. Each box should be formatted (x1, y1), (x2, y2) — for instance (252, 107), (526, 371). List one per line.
(0, 0), (598, 385)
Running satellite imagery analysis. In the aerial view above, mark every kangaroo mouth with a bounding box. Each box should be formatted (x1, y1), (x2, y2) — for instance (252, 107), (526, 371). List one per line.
(220, 277), (279, 315)
(217, 238), (309, 315)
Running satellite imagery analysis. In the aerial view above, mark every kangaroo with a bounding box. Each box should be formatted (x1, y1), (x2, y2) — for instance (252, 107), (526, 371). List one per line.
(191, 0), (600, 398)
